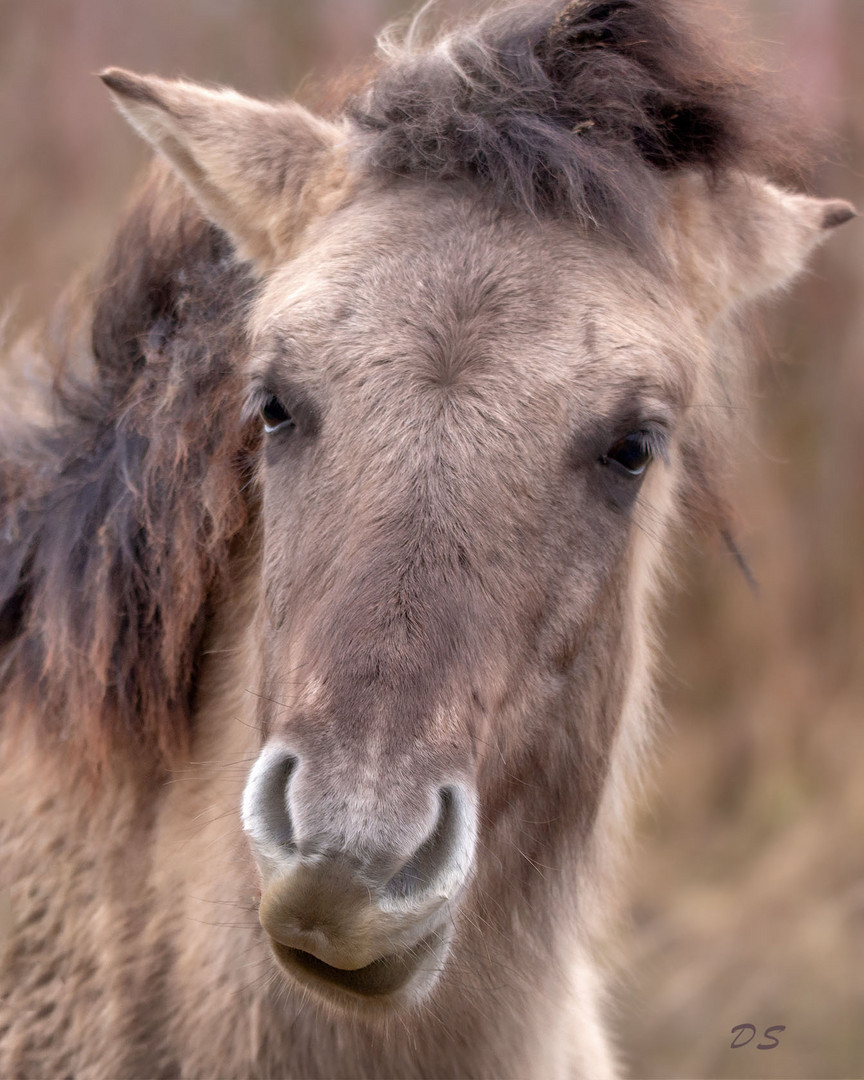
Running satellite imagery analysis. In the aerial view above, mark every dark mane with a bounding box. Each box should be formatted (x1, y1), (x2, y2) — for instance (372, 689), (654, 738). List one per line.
(0, 167), (257, 775)
(349, 0), (800, 242)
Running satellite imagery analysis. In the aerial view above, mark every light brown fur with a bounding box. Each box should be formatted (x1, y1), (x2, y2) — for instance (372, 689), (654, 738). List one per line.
(0, 3), (853, 1077)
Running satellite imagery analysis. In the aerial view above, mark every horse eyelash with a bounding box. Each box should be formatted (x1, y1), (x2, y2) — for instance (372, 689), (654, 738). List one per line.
(240, 385), (272, 427)
(636, 425), (670, 465)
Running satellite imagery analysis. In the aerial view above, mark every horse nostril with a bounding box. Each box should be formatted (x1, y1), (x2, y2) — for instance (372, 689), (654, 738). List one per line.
(241, 747), (298, 856)
(385, 785), (475, 903)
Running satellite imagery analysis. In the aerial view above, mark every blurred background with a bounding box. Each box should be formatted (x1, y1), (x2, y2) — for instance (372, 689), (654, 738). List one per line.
(0, 1), (860, 1076)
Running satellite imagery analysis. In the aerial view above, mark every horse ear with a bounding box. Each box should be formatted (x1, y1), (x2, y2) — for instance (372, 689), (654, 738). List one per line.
(101, 69), (341, 266)
(669, 172), (856, 319)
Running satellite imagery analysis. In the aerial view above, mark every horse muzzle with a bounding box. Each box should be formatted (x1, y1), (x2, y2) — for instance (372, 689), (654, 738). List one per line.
(241, 743), (477, 1007)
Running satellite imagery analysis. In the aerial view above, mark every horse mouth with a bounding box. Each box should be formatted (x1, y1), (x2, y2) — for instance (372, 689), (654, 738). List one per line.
(269, 932), (445, 1002)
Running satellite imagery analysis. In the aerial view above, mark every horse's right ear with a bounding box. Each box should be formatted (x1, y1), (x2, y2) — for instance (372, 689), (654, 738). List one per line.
(101, 69), (343, 267)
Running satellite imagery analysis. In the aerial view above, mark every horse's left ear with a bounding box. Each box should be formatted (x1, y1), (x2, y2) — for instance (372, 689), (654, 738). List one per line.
(101, 69), (342, 267)
(669, 172), (856, 319)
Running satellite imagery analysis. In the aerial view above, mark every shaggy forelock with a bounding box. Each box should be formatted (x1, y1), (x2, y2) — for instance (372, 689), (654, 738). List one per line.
(348, 0), (798, 243)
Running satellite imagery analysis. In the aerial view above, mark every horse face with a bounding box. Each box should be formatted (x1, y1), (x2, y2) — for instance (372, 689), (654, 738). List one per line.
(100, 63), (848, 1013)
(238, 185), (690, 1007)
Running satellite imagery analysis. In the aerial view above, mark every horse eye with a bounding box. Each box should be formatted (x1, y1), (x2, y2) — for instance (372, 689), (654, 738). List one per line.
(601, 432), (652, 476)
(261, 394), (294, 434)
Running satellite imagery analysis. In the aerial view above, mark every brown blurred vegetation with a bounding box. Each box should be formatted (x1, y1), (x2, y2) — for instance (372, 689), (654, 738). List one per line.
(1, 2), (862, 1077)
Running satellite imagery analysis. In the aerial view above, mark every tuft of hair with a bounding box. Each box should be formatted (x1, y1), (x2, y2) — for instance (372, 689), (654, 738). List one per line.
(348, 0), (803, 243)
(0, 165), (257, 780)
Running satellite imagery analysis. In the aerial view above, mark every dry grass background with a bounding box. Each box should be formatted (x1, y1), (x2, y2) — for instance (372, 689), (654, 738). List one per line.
(1, 1), (861, 1077)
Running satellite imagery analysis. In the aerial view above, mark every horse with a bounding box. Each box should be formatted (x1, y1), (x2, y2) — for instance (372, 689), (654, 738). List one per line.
(0, 1), (854, 1076)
